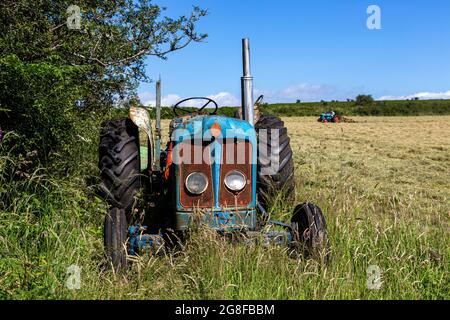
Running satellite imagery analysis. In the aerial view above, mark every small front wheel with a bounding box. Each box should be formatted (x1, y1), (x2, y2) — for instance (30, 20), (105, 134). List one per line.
(291, 203), (329, 261)
(104, 207), (128, 270)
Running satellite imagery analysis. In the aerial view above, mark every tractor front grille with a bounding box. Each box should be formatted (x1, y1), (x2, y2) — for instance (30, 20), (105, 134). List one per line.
(178, 140), (253, 209)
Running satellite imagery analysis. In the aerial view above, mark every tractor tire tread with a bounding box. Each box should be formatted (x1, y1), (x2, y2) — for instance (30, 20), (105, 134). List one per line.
(98, 118), (141, 217)
(255, 114), (295, 206)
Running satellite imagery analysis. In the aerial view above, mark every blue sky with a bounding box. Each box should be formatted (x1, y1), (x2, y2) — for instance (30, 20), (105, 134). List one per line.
(138, 0), (450, 106)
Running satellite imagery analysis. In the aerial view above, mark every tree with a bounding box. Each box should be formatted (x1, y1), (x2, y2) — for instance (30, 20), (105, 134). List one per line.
(0, 0), (207, 157)
(355, 94), (374, 106)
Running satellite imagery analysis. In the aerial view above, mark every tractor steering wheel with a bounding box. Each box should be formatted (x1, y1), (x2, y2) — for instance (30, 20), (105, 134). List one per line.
(173, 97), (218, 117)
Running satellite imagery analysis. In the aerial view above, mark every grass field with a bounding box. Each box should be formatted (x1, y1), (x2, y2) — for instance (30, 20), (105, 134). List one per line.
(0, 116), (449, 299)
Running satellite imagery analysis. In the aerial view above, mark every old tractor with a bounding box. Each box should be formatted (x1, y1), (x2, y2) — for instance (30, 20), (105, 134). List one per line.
(318, 111), (341, 123)
(98, 39), (329, 269)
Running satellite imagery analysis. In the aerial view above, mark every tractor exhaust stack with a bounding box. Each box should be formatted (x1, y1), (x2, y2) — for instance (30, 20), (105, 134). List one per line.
(241, 38), (254, 125)
(155, 76), (162, 171)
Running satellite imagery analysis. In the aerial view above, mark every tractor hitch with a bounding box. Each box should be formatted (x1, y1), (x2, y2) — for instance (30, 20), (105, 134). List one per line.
(127, 215), (296, 256)
(128, 226), (165, 255)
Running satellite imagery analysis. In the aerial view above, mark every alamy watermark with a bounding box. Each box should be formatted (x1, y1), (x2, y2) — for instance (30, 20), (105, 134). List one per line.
(66, 264), (81, 290)
(67, 5), (81, 30)
(366, 265), (382, 290)
(367, 5), (382, 30)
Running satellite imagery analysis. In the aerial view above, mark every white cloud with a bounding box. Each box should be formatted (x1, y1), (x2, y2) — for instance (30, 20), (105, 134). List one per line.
(161, 94), (184, 106)
(378, 90), (450, 101)
(206, 92), (240, 107)
(140, 92), (182, 107)
(139, 91), (239, 107)
(137, 92), (154, 106)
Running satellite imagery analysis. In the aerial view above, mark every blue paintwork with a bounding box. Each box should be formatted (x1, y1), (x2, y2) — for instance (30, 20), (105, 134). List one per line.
(261, 230), (294, 247)
(170, 114), (258, 231)
(318, 111), (337, 122)
(128, 226), (164, 255)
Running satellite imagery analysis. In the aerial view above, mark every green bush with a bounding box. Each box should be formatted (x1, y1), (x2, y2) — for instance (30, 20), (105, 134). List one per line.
(355, 94), (375, 106)
(0, 54), (86, 158)
(0, 0), (206, 166)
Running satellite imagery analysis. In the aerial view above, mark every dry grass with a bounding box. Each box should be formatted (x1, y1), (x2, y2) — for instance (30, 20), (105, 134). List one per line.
(287, 116), (450, 205)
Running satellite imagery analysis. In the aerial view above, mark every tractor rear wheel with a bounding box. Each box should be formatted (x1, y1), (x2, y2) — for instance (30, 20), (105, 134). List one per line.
(104, 207), (128, 270)
(255, 115), (295, 206)
(291, 203), (329, 261)
(98, 118), (141, 219)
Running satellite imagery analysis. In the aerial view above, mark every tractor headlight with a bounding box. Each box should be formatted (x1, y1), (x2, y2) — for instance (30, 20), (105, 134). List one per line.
(224, 170), (247, 192)
(185, 172), (208, 195)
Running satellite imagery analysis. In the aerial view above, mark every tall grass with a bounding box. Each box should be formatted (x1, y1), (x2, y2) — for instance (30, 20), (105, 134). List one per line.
(0, 116), (448, 299)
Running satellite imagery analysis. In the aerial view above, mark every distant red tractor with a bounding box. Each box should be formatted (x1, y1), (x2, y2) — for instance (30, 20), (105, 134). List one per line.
(318, 111), (341, 123)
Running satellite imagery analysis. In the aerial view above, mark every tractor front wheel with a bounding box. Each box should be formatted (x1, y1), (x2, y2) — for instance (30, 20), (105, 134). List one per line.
(291, 203), (329, 261)
(104, 207), (128, 270)
(99, 118), (142, 270)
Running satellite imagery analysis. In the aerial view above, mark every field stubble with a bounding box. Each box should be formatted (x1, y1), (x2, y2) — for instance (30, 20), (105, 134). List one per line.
(0, 116), (448, 299)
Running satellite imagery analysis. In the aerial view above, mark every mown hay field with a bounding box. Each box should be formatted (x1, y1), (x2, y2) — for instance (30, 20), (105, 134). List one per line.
(1, 116), (449, 299)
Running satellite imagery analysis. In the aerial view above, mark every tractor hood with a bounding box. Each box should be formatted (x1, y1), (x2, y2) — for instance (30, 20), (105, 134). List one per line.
(170, 114), (256, 143)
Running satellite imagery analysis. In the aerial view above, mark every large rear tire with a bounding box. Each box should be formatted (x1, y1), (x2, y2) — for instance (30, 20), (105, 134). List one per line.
(255, 115), (295, 206)
(98, 118), (141, 219)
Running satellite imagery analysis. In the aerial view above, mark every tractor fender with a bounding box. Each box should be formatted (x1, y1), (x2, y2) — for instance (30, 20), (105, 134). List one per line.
(129, 106), (154, 170)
